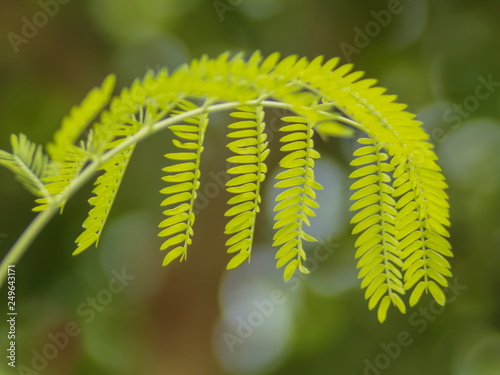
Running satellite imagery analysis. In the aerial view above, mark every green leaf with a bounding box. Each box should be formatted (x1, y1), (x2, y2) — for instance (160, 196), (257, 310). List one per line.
(227, 174), (258, 187)
(390, 294), (406, 314)
(162, 162), (196, 173)
(160, 182), (194, 195)
(409, 281), (427, 307)
(163, 246), (185, 266)
(227, 192), (256, 205)
(283, 259), (299, 280)
(158, 222), (189, 237)
(227, 251), (250, 269)
(225, 202), (255, 217)
(274, 177), (306, 188)
(161, 192), (192, 206)
(165, 152), (198, 160)
(225, 210), (253, 234)
(427, 280), (446, 306)
(377, 295), (391, 323)
(160, 233), (187, 251)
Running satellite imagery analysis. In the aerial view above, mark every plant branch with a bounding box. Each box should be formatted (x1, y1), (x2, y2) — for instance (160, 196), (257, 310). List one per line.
(1, 98), (342, 288)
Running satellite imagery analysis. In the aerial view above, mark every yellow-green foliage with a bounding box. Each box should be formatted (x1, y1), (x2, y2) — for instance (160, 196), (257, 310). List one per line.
(349, 138), (405, 322)
(224, 106), (269, 269)
(159, 100), (208, 265)
(273, 116), (323, 280)
(0, 51), (452, 322)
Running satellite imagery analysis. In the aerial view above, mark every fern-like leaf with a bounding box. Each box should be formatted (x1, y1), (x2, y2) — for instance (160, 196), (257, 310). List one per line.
(349, 138), (406, 322)
(0, 134), (50, 197)
(224, 105), (269, 269)
(74, 144), (136, 255)
(273, 116), (323, 280)
(312, 59), (453, 308)
(74, 117), (141, 254)
(391, 154), (452, 307)
(158, 100), (208, 266)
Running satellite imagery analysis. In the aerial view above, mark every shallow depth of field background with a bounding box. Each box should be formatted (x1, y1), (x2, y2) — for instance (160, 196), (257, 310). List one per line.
(1, 1), (500, 374)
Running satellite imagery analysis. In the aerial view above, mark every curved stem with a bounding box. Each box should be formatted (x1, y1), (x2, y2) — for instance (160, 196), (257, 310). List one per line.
(1, 99), (328, 288)
(0, 204), (59, 285)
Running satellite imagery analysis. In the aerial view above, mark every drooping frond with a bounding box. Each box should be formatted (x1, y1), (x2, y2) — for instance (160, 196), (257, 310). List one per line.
(273, 116), (323, 280)
(73, 145), (136, 255)
(47, 74), (116, 162)
(224, 105), (269, 269)
(0, 134), (50, 197)
(349, 138), (405, 322)
(73, 121), (140, 254)
(310, 60), (452, 308)
(158, 100), (208, 266)
(391, 153), (452, 307)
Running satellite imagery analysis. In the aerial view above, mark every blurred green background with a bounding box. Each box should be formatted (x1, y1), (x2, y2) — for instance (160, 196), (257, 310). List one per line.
(1, 0), (500, 374)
